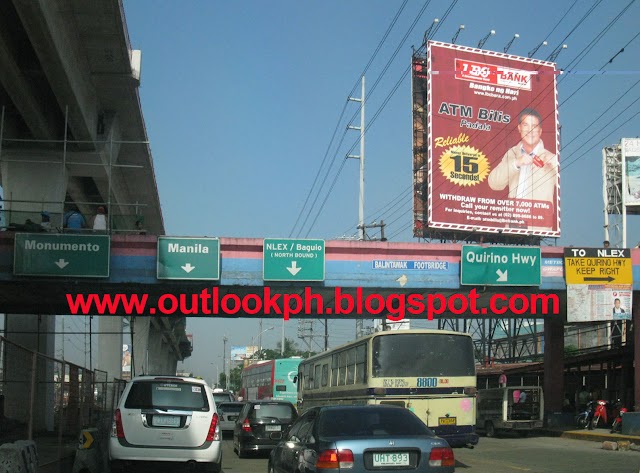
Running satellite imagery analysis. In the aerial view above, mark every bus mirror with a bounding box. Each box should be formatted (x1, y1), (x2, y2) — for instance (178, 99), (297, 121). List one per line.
(293, 375), (298, 384)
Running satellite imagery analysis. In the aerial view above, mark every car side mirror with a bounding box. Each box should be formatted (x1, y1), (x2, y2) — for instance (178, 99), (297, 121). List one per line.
(293, 375), (298, 383)
(307, 435), (316, 444)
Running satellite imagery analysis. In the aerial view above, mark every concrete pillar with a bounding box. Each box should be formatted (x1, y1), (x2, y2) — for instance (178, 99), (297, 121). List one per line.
(1, 158), (67, 226)
(4, 314), (55, 432)
(544, 314), (564, 413)
(97, 316), (123, 381)
(634, 297), (640, 411)
(146, 323), (164, 375)
(131, 317), (150, 376)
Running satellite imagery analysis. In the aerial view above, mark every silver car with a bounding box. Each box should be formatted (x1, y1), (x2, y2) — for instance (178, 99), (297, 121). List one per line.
(109, 375), (222, 472)
(217, 401), (245, 433)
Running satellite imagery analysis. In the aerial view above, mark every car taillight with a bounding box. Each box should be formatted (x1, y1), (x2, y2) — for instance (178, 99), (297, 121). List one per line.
(206, 413), (220, 442)
(429, 447), (455, 467)
(316, 449), (354, 469)
(242, 418), (252, 432)
(111, 409), (125, 438)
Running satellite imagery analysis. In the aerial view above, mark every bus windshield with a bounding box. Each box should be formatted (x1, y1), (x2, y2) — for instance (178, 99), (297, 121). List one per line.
(372, 333), (475, 377)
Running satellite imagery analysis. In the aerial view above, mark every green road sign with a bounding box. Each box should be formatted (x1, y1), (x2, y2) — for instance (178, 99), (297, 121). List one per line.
(263, 238), (325, 281)
(461, 245), (541, 286)
(157, 237), (220, 280)
(14, 233), (110, 277)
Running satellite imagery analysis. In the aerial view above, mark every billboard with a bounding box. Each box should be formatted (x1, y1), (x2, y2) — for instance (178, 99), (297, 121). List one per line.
(122, 344), (131, 373)
(231, 345), (258, 361)
(623, 138), (640, 210)
(413, 41), (560, 237)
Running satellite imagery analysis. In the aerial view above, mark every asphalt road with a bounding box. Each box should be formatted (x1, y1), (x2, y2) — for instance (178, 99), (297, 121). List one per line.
(219, 434), (640, 473)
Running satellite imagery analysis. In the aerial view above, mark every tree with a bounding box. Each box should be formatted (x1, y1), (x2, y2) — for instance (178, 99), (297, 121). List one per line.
(254, 337), (316, 360)
(228, 366), (243, 393)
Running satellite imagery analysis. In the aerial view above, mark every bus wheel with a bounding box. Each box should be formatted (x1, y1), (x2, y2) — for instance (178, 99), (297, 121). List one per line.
(485, 421), (495, 438)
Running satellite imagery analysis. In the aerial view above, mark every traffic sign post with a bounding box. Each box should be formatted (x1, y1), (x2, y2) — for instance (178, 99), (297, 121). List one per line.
(461, 245), (541, 286)
(14, 233), (110, 277)
(263, 238), (325, 281)
(564, 247), (632, 284)
(157, 237), (220, 280)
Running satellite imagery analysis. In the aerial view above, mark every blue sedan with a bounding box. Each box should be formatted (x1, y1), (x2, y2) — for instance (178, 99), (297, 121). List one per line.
(268, 405), (455, 473)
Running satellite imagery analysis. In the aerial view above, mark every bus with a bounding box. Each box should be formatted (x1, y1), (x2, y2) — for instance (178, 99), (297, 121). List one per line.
(296, 329), (479, 448)
(476, 386), (544, 437)
(240, 358), (302, 403)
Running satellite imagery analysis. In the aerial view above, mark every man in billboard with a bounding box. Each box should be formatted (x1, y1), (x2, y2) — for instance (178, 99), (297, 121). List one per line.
(488, 108), (558, 205)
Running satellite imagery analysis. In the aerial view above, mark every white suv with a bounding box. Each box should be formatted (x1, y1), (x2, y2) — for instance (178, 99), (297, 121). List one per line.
(109, 375), (222, 472)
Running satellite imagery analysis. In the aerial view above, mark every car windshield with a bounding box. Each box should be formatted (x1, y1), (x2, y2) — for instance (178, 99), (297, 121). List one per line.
(218, 402), (243, 414)
(213, 393), (234, 404)
(318, 408), (432, 438)
(124, 381), (209, 411)
(372, 333), (476, 377)
(250, 403), (295, 421)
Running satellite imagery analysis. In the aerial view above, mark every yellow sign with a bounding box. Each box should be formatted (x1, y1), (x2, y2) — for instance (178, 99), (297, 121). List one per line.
(439, 417), (457, 425)
(564, 248), (632, 285)
(79, 430), (94, 449)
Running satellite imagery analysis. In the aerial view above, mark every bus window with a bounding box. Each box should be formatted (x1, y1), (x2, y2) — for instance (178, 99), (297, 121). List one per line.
(331, 355), (338, 386)
(314, 365), (321, 389)
(321, 364), (328, 387)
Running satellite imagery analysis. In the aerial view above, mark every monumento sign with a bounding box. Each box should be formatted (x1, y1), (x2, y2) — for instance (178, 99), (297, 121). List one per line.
(14, 233), (110, 277)
(263, 238), (325, 281)
(157, 237), (220, 280)
(461, 245), (541, 286)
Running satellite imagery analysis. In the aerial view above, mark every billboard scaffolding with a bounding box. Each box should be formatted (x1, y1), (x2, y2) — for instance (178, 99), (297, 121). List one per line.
(413, 41), (560, 242)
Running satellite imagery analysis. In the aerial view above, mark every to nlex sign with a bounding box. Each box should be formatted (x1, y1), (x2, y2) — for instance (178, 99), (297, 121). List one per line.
(461, 245), (541, 286)
(14, 233), (110, 277)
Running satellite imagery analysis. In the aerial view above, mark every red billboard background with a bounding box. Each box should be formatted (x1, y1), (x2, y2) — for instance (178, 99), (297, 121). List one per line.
(413, 41), (560, 238)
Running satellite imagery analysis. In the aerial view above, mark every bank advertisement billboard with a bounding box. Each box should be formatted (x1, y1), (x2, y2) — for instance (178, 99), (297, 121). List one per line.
(413, 41), (560, 237)
(623, 138), (640, 211)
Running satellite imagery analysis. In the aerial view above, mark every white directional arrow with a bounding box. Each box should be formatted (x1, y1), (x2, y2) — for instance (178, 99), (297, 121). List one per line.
(396, 274), (408, 287)
(55, 259), (69, 269)
(496, 269), (508, 282)
(287, 261), (301, 276)
(181, 263), (195, 273)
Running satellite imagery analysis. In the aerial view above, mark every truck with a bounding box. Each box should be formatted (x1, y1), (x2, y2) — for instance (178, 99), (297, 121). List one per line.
(476, 386), (544, 437)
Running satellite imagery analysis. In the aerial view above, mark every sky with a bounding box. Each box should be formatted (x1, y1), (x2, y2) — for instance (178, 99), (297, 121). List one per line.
(54, 0), (640, 380)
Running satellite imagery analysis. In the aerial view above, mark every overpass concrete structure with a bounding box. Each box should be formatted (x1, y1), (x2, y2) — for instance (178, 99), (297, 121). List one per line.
(0, 0), (186, 394)
(1, 233), (640, 416)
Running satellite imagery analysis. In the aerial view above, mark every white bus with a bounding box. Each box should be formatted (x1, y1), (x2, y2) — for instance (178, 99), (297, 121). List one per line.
(476, 386), (544, 437)
(296, 329), (479, 448)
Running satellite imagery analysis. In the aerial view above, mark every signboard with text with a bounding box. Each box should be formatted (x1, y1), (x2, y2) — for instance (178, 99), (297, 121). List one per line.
(413, 41), (560, 238)
(563, 247), (632, 285)
(622, 138), (640, 213)
(461, 245), (541, 286)
(263, 238), (325, 281)
(14, 233), (110, 277)
(157, 237), (220, 280)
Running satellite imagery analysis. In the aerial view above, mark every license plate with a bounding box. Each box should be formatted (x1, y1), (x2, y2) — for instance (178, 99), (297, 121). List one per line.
(265, 425), (281, 432)
(153, 415), (180, 427)
(439, 417), (457, 425)
(373, 452), (409, 467)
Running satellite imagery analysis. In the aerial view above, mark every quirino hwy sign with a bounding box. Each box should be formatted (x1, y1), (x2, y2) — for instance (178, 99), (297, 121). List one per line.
(14, 233), (110, 277)
(157, 237), (220, 280)
(461, 245), (541, 286)
(263, 238), (325, 281)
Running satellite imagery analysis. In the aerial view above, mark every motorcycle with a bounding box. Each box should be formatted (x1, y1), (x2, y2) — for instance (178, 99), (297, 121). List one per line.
(610, 402), (628, 433)
(575, 401), (595, 429)
(590, 400), (610, 429)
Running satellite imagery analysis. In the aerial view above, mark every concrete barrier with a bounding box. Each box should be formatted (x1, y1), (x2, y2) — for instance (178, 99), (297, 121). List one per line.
(0, 440), (38, 473)
(622, 412), (640, 436)
(72, 428), (106, 473)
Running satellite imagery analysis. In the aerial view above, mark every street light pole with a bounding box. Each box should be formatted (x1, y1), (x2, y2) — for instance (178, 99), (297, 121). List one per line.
(251, 326), (275, 359)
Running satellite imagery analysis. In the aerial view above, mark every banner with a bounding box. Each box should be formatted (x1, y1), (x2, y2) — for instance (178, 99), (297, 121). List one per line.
(122, 344), (131, 373)
(623, 138), (640, 209)
(413, 41), (560, 237)
(566, 284), (632, 323)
